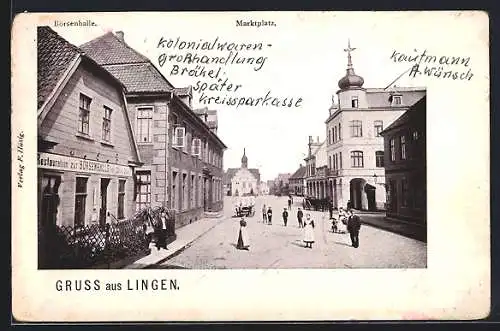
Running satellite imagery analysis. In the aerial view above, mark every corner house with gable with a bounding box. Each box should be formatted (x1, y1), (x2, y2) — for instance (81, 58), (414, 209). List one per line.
(324, 40), (426, 211)
(37, 27), (142, 237)
(80, 31), (226, 228)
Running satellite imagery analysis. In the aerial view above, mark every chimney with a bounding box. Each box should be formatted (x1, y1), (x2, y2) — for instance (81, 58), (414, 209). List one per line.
(115, 31), (124, 42)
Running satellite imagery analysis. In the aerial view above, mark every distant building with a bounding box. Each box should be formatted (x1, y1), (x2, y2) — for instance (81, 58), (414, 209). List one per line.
(304, 137), (328, 199)
(81, 30), (226, 228)
(259, 181), (270, 195)
(324, 40), (426, 210)
(289, 164), (307, 196)
(37, 27), (142, 235)
(225, 149), (261, 196)
(380, 96), (426, 224)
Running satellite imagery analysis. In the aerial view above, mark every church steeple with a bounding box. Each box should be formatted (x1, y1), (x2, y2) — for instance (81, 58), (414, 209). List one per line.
(241, 148), (248, 168)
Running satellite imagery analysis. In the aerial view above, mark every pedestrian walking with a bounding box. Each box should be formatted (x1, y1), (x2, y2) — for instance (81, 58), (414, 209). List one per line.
(303, 214), (315, 248)
(287, 197), (292, 210)
(282, 208), (289, 226)
(267, 207), (273, 225)
(328, 200), (333, 219)
(347, 210), (362, 248)
(156, 210), (168, 250)
(262, 204), (267, 223)
(236, 218), (250, 250)
(297, 207), (304, 228)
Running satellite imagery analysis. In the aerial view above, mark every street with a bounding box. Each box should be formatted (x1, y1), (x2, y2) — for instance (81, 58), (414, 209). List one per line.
(157, 195), (427, 269)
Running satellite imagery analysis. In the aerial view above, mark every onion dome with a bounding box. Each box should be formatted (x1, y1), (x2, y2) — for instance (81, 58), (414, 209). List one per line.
(338, 39), (364, 90)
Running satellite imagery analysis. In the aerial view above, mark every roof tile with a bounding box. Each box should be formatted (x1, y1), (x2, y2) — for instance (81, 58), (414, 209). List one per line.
(37, 26), (81, 109)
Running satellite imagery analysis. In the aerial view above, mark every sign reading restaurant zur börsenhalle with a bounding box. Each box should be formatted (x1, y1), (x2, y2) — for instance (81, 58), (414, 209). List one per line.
(37, 152), (132, 177)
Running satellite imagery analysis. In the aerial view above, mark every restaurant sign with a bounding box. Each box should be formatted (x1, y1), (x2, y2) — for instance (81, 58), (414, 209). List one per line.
(38, 152), (132, 176)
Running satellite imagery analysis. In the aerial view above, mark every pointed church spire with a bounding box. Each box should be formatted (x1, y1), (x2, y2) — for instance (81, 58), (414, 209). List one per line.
(241, 148), (248, 168)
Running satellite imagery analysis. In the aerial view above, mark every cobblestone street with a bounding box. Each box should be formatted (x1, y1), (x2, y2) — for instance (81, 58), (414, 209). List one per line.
(158, 196), (427, 269)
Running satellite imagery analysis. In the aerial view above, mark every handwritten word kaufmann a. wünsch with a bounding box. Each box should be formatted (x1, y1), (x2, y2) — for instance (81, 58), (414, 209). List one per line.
(390, 49), (474, 81)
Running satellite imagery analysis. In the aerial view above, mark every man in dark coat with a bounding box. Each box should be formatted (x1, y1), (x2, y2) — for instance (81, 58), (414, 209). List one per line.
(297, 207), (304, 228)
(282, 208), (289, 226)
(347, 210), (361, 248)
(328, 200), (334, 219)
(287, 197), (292, 210)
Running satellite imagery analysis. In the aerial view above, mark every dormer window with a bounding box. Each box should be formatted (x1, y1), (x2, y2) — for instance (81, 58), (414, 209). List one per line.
(391, 95), (402, 106)
(351, 96), (359, 108)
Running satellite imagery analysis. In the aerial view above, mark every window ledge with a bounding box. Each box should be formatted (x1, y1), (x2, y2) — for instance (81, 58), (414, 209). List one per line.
(137, 141), (153, 145)
(100, 140), (114, 147)
(76, 132), (95, 142)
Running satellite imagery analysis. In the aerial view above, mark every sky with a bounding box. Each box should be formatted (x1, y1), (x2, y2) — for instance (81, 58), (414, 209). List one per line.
(49, 11), (474, 181)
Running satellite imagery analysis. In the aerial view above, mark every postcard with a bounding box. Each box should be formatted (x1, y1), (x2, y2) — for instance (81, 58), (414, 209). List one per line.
(11, 11), (490, 321)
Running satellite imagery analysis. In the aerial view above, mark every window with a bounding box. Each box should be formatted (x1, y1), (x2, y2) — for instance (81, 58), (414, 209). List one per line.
(102, 106), (112, 142)
(117, 179), (125, 219)
(333, 126), (337, 142)
(401, 179), (408, 207)
(136, 171), (151, 211)
(172, 172), (178, 210)
(334, 154), (338, 170)
(351, 96), (359, 108)
(376, 151), (384, 167)
(328, 156), (332, 169)
(74, 177), (88, 227)
(400, 135), (407, 160)
(413, 130), (419, 141)
(339, 152), (342, 169)
(390, 138), (396, 161)
(192, 138), (201, 156)
(351, 151), (364, 168)
(392, 95), (402, 105)
(374, 120), (383, 137)
(137, 107), (153, 143)
(182, 173), (187, 210)
(328, 129), (331, 145)
(78, 94), (91, 134)
(338, 123), (342, 140)
(190, 174), (195, 209)
(173, 127), (186, 148)
(350, 120), (363, 137)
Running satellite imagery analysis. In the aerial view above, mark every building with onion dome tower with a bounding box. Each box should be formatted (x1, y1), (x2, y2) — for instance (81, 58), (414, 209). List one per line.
(319, 39), (426, 211)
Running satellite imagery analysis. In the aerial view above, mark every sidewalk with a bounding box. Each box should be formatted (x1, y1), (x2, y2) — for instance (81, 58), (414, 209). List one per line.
(123, 214), (227, 269)
(360, 215), (427, 243)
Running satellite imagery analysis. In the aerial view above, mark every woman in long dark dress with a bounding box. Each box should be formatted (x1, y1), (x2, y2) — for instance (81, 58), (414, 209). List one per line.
(236, 218), (250, 250)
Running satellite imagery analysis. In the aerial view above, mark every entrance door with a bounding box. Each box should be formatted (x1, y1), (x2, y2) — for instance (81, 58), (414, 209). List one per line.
(99, 179), (110, 226)
(365, 184), (376, 211)
(41, 175), (61, 228)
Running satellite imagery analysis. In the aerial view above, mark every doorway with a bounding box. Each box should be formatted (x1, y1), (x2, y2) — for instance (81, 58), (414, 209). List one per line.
(365, 184), (376, 211)
(99, 178), (110, 226)
(41, 175), (61, 229)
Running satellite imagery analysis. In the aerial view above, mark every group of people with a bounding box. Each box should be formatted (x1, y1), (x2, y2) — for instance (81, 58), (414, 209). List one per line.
(236, 196), (362, 251)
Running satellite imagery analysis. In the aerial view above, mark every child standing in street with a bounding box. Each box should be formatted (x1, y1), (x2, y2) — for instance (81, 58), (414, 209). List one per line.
(236, 218), (250, 250)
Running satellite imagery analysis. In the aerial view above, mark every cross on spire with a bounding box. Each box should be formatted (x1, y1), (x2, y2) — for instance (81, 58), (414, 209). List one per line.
(344, 39), (356, 69)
